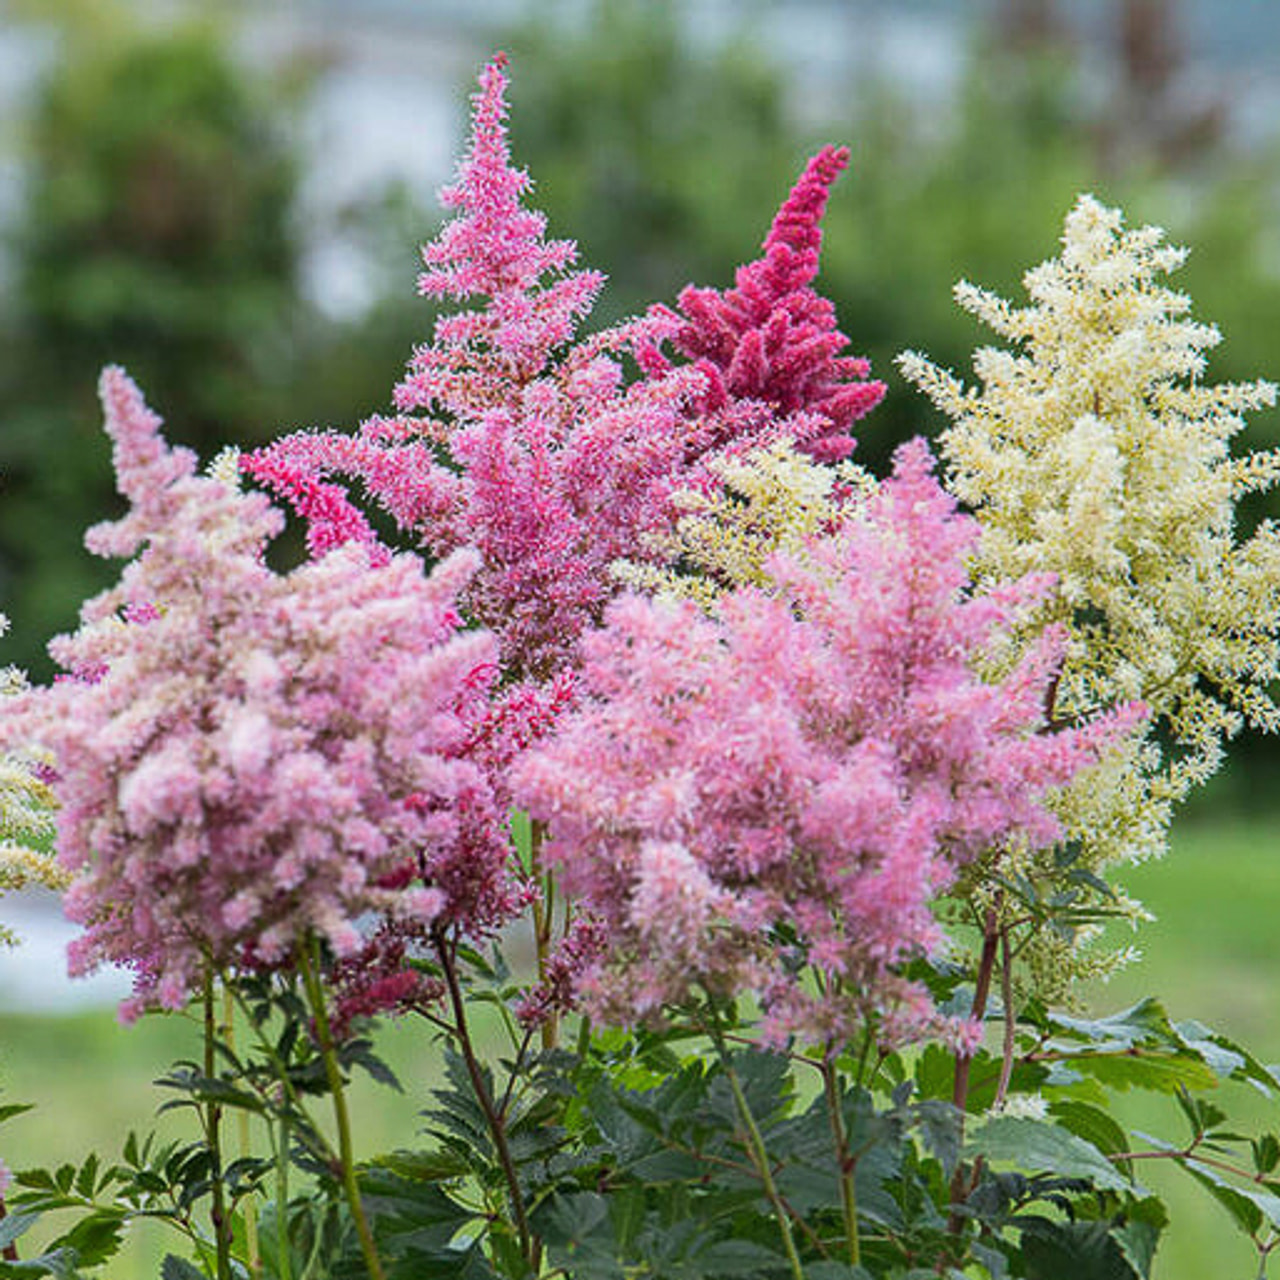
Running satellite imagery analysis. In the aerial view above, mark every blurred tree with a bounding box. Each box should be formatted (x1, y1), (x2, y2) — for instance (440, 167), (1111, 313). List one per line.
(503, 0), (800, 327)
(0, 8), (315, 675)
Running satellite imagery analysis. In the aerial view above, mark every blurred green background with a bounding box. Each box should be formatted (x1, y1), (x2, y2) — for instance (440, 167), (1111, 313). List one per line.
(1, 1), (1279, 1277)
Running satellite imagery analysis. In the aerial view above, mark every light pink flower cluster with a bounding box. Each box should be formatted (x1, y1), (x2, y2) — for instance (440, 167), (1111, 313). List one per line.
(243, 57), (883, 682)
(5, 368), (514, 1022)
(515, 440), (1145, 1045)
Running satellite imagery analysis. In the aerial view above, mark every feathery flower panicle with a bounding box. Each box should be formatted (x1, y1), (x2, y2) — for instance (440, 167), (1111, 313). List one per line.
(899, 195), (1280, 992)
(516, 439), (1143, 1046)
(394, 52), (604, 416)
(3, 368), (515, 1022)
(245, 60), (885, 683)
(244, 57), (705, 679)
(0, 627), (63, 950)
(614, 441), (875, 608)
(647, 145), (886, 463)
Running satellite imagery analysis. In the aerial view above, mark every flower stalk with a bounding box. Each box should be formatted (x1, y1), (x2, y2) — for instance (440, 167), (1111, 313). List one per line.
(298, 943), (384, 1280)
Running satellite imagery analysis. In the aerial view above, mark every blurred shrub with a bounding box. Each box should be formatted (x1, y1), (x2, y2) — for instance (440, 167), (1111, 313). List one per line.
(504, 0), (799, 327)
(0, 12), (311, 675)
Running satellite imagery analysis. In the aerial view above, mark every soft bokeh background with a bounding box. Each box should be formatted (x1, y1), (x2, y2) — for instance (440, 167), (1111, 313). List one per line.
(1, 1), (1279, 1276)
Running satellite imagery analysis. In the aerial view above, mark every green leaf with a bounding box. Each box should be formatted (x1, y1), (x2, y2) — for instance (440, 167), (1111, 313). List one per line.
(1049, 1101), (1132, 1170)
(1254, 1134), (1280, 1176)
(0, 1247), (84, 1279)
(0, 1105), (34, 1126)
(72, 1155), (99, 1200)
(1173, 1020), (1280, 1093)
(969, 1117), (1129, 1192)
(0, 1213), (38, 1251)
(1059, 1050), (1219, 1095)
(913, 1099), (963, 1176)
(1112, 1197), (1166, 1279)
(1047, 999), (1178, 1048)
(372, 1149), (472, 1184)
(687, 1237), (783, 1273)
(1019, 1220), (1139, 1280)
(160, 1257), (206, 1280)
(51, 1212), (125, 1268)
(1181, 1159), (1280, 1238)
(606, 1183), (645, 1253)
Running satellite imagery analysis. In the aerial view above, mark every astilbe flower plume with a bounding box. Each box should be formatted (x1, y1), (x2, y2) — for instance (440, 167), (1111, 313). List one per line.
(900, 195), (1280, 993)
(3, 368), (514, 1023)
(614, 440), (874, 608)
(244, 58), (884, 684)
(645, 145), (886, 463)
(0, 625), (63, 949)
(515, 439), (1144, 1047)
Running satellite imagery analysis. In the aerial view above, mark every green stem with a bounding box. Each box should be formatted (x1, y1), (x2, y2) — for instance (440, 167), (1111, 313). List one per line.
(706, 1012), (805, 1280)
(529, 819), (559, 1053)
(203, 972), (233, 1280)
(224, 988), (260, 1277)
(275, 1109), (293, 1280)
(434, 926), (535, 1269)
(298, 943), (385, 1280)
(821, 1055), (860, 1269)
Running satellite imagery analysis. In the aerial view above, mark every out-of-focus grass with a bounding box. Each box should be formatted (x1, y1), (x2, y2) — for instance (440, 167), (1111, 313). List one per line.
(1087, 817), (1280, 1280)
(0, 1003), (449, 1276)
(1, 818), (1278, 1278)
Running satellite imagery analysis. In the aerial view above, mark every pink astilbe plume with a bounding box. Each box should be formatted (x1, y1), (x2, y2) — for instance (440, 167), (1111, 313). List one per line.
(394, 51), (604, 415)
(3, 368), (519, 1023)
(648, 145), (886, 463)
(244, 58), (880, 682)
(515, 439), (1146, 1046)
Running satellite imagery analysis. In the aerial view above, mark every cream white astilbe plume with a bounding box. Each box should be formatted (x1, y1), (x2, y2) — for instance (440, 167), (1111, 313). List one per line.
(613, 442), (874, 607)
(0, 619), (63, 949)
(900, 194), (1280, 994)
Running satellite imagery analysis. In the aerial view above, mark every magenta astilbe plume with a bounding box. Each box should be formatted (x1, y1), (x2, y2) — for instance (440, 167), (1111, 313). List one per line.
(515, 439), (1145, 1046)
(5, 368), (517, 1022)
(653, 146), (886, 463)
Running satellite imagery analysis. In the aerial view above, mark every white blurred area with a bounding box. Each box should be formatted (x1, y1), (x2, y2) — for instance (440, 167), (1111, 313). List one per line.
(1, 890), (132, 1013)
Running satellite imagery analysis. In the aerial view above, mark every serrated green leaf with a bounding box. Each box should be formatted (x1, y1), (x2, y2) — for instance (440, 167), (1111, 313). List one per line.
(1049, 1101), (1132, 1170)
(1060, 1050), (1218, 1095)
(1182, 1159), (1280, 1237)
(969, 1117), (1129, 1192)
(1254, 1134), (1280, 1175)
(688, 1237), (782, 1273)
(72, 1154), (99, 1200)
(1048, 999), (1177, 1048)
(1112, 1197), (1166, 1279)
(51, 1211), (125, 1267)
(372, 1148), (472, 1183)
